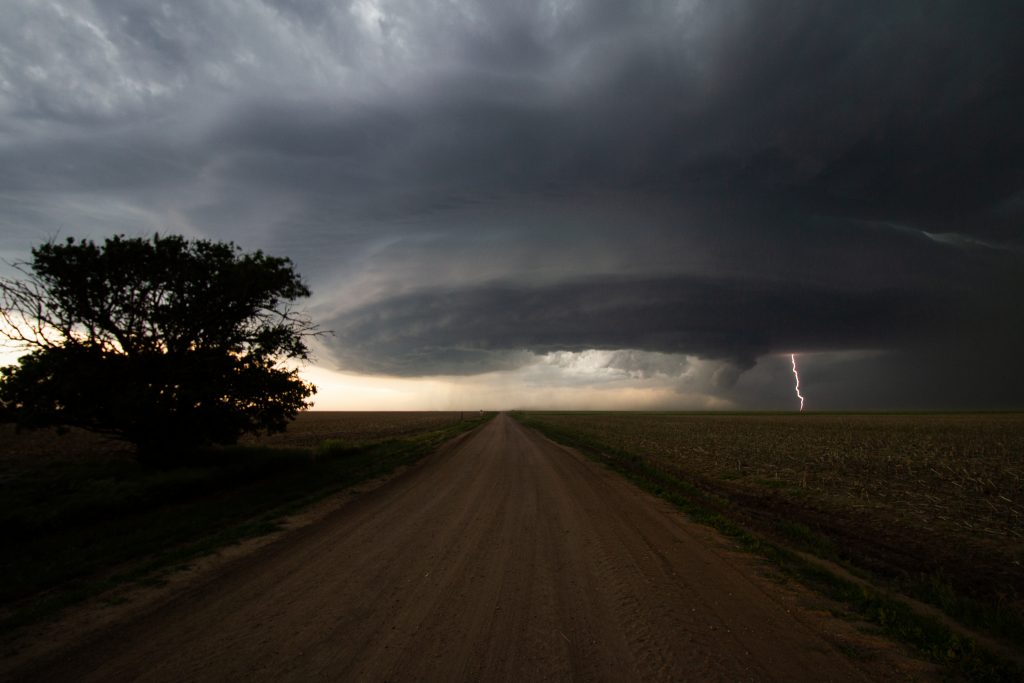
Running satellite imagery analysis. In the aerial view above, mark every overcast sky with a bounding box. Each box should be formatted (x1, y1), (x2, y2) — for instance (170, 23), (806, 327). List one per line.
(2, 0), (1022, 410)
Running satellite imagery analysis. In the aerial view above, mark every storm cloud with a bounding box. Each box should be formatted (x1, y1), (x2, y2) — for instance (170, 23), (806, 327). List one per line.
(2, 1), (1022, 408)
(326, 274), (945, 375)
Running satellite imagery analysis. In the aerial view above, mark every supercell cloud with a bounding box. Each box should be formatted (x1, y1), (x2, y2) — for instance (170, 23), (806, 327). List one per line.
(1, 1), (1022, 408)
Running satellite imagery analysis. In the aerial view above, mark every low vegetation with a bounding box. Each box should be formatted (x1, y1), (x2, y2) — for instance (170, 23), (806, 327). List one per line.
(514, 411), (1024, 681)
(0, 411), (492, 636)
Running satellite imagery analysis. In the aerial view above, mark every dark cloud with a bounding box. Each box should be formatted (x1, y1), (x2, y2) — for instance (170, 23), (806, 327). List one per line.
(1, 0), (1022, 407)
(323, 273), (955, 375)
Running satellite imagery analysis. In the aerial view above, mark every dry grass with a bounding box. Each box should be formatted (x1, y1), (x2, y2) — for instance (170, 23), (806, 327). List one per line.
(241, 411), (470, 448)
(516, 411), (1024, 670)
(517, 411), (1024, 680)
(0, 411), (492, 635)
(0, 425), (136, 487)
(524, 413), (1024, 547)
(0, 412), (470, 467)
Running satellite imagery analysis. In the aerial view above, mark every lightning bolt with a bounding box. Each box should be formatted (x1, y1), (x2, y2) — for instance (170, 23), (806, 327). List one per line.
(790, 353), (805, 411)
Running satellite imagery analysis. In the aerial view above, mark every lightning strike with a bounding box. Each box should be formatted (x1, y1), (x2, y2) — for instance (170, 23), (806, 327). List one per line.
(790, 353), (805, 411)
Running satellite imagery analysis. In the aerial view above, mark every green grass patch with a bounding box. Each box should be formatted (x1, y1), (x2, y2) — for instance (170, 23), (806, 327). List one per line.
(0, 413), (494, 636)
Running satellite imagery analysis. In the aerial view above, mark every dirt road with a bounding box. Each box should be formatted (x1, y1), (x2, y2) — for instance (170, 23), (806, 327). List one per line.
(11, 414), (919, 681)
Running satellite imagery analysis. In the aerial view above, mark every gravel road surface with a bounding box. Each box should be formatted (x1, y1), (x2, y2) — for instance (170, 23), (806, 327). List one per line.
(11, 414), (919, 681)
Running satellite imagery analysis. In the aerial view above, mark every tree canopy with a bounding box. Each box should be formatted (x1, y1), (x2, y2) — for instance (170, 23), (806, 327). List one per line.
(0, 234), (318, 460)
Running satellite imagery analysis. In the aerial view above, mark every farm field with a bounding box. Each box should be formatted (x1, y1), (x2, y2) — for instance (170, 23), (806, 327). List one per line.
(0, 412), (471, 465)
(7, 414), (950, 683)
(0, 411), (490, 636)
(514, 412), (1024, 649)
(240, 411), (473, 448)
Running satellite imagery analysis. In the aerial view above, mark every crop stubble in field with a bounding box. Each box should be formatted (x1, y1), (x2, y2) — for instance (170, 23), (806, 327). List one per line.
(240, 411), (470, 448)
(519, 413), (1024, 617)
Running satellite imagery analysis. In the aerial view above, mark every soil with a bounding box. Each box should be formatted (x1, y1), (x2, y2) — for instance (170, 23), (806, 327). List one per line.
(3, 415), (937, 681)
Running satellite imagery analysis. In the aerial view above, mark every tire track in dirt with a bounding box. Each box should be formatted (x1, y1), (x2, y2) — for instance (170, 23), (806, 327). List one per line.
(8, 414), (932, 682)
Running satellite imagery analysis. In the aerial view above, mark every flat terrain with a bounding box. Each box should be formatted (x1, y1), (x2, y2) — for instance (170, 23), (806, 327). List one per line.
(517, 412), (1024, 635)
(0, 412), (471, 463)
(8, 414), (923, 682)
(242, 411), (473, 448)
(0, 412), (485, 634)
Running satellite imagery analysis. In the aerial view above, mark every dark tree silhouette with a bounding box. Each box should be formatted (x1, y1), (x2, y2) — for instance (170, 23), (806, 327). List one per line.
(0, 235), (319, 462)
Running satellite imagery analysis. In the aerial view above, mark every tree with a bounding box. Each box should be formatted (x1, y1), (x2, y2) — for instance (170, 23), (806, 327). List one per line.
(0, 234), (319, 462)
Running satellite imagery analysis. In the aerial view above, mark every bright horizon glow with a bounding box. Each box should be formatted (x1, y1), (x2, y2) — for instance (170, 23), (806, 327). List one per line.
(1, 344), (817, 412)
(299, 358), (737, 412)
(0, 342), (23, 368)
(299, 365), (468, 411)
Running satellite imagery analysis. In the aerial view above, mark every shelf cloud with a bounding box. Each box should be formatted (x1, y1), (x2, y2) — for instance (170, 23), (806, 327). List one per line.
(2, 0), (1022, 408)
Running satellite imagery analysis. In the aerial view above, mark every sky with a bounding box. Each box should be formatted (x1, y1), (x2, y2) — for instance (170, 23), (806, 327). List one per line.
(1, 0), (1022, 410)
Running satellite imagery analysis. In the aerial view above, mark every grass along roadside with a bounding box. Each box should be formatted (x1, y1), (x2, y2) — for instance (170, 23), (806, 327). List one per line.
(0, 413), (495, 639)
(512, 411), (1023, 683)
